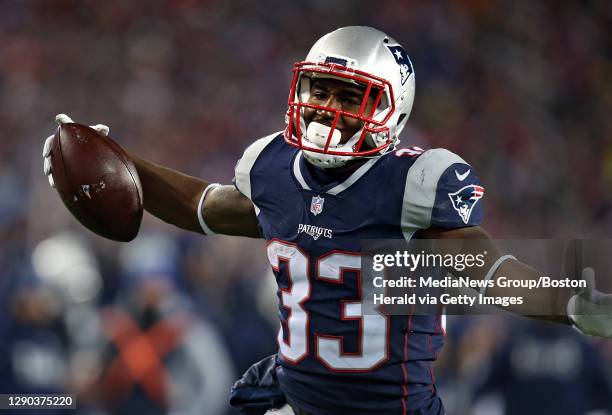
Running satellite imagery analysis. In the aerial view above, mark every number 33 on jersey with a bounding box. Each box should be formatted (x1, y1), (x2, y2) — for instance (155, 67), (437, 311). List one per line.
(233, 133), (484, 413)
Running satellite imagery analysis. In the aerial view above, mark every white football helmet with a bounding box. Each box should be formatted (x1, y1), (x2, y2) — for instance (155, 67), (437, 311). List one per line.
(284, 26), (415, 168)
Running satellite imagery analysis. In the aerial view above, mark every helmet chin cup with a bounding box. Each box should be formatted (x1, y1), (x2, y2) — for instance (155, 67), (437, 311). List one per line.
(306, 122), (342, 147)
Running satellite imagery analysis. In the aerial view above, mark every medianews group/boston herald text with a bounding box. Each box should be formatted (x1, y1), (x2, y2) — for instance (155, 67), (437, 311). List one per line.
(366, 249), (586, 311)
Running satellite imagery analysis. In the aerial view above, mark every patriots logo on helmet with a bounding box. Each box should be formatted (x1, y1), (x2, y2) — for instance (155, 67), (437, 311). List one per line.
(386, 45), (413, 85)
(448, 185), (485, 224)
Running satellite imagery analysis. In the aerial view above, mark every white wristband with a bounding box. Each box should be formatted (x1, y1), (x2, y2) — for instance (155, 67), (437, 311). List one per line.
(197, 183), (221, 235)
(480, 255), (517, 295)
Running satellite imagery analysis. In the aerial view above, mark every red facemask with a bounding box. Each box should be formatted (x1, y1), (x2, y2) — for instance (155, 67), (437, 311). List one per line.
(284, 61), (397, 157)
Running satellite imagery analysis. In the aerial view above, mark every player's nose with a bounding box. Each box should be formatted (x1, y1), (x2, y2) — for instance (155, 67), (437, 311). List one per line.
(323, 94), (343, 110)
(316, 95), (341, 121)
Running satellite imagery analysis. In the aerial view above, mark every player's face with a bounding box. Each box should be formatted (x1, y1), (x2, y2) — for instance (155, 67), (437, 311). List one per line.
(303, 78), (378, 145)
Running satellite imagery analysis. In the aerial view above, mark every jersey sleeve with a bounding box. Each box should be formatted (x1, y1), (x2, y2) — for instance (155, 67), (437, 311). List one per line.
(233, 132), (278, 214)
(401, 148), (485, 235)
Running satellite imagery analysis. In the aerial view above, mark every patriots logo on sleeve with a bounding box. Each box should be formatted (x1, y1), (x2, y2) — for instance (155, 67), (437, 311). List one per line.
(448, 185), (485, 224)
(386, 45), (413, 85)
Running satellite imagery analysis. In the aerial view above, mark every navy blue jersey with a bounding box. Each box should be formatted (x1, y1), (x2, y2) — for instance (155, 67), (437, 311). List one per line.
(233, 133), (484, 414)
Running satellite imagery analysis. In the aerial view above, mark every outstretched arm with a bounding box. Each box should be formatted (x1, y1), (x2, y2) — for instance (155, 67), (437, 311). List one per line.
(422, 226), (572, 322)
(126, 152), (260, 237)
(44, 114), (261, 238)
(394, 148), (610, 335)
(422, 226), (612, 336)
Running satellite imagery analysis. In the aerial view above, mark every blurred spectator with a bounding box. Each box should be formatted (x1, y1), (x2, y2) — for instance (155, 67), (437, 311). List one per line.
(88, 233), (234, 415)
(0, 282), (68, 415)
(184, 236), (278, 377)
(0, 232), (102, 414)
(471, 319), (612, 415)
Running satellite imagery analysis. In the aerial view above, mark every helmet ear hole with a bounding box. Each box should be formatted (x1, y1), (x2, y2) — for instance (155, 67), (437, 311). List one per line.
(395, 113), (409, 138)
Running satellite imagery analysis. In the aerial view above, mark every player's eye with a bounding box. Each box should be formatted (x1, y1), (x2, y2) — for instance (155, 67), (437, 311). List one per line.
(311, 91), (328, 101)
(342, 96), (362, 106)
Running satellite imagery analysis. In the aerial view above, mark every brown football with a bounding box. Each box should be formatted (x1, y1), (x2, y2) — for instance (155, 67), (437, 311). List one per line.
(50, 123), (143, 242)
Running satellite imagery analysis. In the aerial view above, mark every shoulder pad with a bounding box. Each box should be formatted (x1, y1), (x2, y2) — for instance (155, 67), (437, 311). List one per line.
(234, 132), (280, 201)
(401, 148), (484, 236)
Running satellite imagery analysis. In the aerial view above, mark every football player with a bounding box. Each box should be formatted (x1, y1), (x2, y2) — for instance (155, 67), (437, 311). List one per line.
(43, 26), (612, 415)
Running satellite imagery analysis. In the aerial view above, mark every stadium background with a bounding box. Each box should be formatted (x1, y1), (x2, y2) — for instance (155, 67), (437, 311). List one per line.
(1, 0), (611, 413)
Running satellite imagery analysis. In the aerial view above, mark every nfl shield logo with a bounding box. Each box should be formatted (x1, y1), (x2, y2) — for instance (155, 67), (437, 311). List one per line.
(310, 195), (325, 216)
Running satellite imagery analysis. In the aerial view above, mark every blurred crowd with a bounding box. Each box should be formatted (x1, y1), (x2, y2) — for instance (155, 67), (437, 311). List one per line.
(1, 0), (612, 414)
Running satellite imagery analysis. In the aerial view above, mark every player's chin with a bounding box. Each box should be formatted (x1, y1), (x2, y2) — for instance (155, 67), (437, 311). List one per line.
(339, 129), (361, 145)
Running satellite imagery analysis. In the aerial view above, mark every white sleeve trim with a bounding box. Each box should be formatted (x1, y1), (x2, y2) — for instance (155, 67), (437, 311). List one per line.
(197, 183), (221, 235)
(480, 255), (517, 295)
(401, 148), (467, 239)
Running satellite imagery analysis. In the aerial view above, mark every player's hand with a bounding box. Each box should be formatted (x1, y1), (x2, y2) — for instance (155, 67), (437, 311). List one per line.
(43, 114), (110, 188)
(567, 267), (612, 337)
